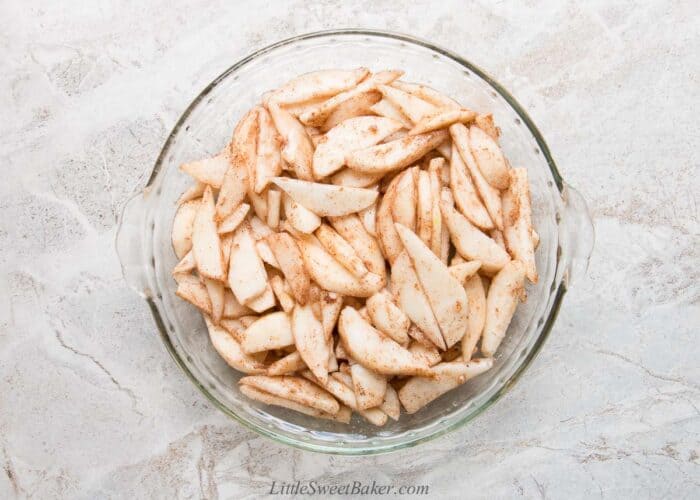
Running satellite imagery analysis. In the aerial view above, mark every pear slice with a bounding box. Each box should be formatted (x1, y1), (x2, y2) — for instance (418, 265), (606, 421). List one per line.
(450, 140), (493, 230)
(359, 201), (377, 237)
(328, 214), (386, 279)
(450, 123), (503, 229)
(365, 291), (410, 345)
(375, 173), (404, 264)
(174, 273), (212, 314)
(330, 168), (384, 188)
(345, 130), (448, 174)
(292, 304), (330, 384)
(240, 384), (348, 422)
(481, 260), (526, 356)
(448, 261), (482, 284)
(379, 384), (401, 421)
(469, 125), (510, 189)
(299, 70), (403, 126)
(369, 98), (413, 128)
(216, 109), (256, 221)
(240, 375), (339, 415)
(227, 223), (268, 305)
(266, 189), (281, 229)
(172, 199), (200, 259)
(502, 168), (538, 283)
(315, 223), (368, 278)
(282, 193), (321, 234)
(377, 84), (437, 123)
(271, 177), (378, 217)
(391, 168), (417, 231)
(266, 350), (306, 376)
(398, 358), (493, 414)
(351, 364), (387, 410)
(180, 152), (229, 188)
(328, 371), (388, 426)
(172, 250), (196, 275)
(313, 116), (403, 177)
(338, 306), (433, 377)
(245, 284), (276, 313)
(408, 341), (442, 367)
(203, 277), (225, 324)
(270, 68), (369, 105)
(217, 203), (250, 234)
(222, 289), (253, 319)
(391, 251), (445, 350)
(462, 274), (487, 361)
(266, 232), (311, 305)
(268, 102), (314, 181)
(394, 223), (468, 349)
(320, 90), (382, 132)
(440, 195), (511, 274)
(269, 274), (295, 313)
(409, 108), (476, 135)
(390, 81), (461, 109)
(241, 311), (293, 353)
(177, 181), (206, 205)
(474, 113), (499, 141)
(192, 186), (226, 281)
(254, 107), (283, 193)
(205, 317), (266, 374)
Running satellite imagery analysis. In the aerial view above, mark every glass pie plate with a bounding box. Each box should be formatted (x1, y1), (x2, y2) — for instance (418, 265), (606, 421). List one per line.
(116, 29), (594, 455)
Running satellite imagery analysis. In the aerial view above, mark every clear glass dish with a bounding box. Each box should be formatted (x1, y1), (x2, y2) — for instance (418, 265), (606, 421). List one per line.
(116, 29), (594, 455)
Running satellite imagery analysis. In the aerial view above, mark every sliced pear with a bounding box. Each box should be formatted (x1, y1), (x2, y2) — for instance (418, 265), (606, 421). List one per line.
(240, 384), (346, 422)
(241, 311), (293, 353)
(296, 236), (383, 297)
(292, 304), (330, 384)
(269, 274), (296, 313)
(219, 318), (245, 343)
(462, 274), (486, 361)
(481, 260), (526, 356)
(474, 113), (499, 141)
(174, 273), (212, 314)
(217, 202), (250, 234)
(428, 163), (443, 256)
(327, 214), (386, 279)
(377, 84), (437, 123)
(409, 108), (476, 135)
(216, 109), (256, 221)
(206, 317), (266, 374)
(172, 250), (196, 274)
(440, 196), (511, 273)
(346, 130), (448, 174)
(180, 152), (229, 188)
(320, 90), (382, 132)
(391, 251), (445, 350)
(313, 116), (403, 177)
(254, 107), (283, 193)
(408, 341), (442, 367)
(390, 81), (461, 108)
(398, 358), (493, 413)
(254, 240), (279, 269)
(320, 291), (343, 340)
(245, 284), (277, 313)
(266, 232), (311, 305)
(329, 371), (389, 426)
(450, 141), (493, 230)
(227, 223), (268, 304)
(192, 186), (226, 281)
(450, 123), (503, 229)
(239, 375), (339, 415)
(203, 277), (225, 324)
(267, 350), (306, 376)
(338, 306), (433, 377)
(299, 70), (403, 126)
(395, 223), (468, 349)
(448, 261), (482, 283)
(416, 170), (433, 246)
(330, 168), (383, 188)
(359, 201), (377, 237)
(502, 168), (538, 283)
(270, 68), (369, 105)
(375, 174), (404, 263)
(280, 96), (328, 118)
(391, 169), (417, 231)
(266, 189), (281, 229)
(351, 363), (387, 410)
(379, 384), (401, 420)
(268, 102), (314, 180)
(271, 177), (378, 217)
(490, 228), (506, 250)
(365, 291), (410, 345)
(469, 125), (510, 189)
(222, 289), (253, 319)
(177, 181), (206, 205)
(172, 199), (200, 259)
(315, 223), (368, 278)
(247, 188), (268, 220)
(282, 193), (321, 233)
(369, 98), (413, 128)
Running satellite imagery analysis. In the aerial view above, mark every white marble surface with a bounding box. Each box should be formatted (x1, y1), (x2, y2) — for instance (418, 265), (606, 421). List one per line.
(1, 1), (699, 498)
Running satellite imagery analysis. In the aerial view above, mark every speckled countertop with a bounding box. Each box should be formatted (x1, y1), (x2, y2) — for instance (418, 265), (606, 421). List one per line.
(1, 1), (698, 498)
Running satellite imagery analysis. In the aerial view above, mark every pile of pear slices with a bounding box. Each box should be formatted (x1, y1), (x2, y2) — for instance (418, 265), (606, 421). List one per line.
(171, 68), (539, 424)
